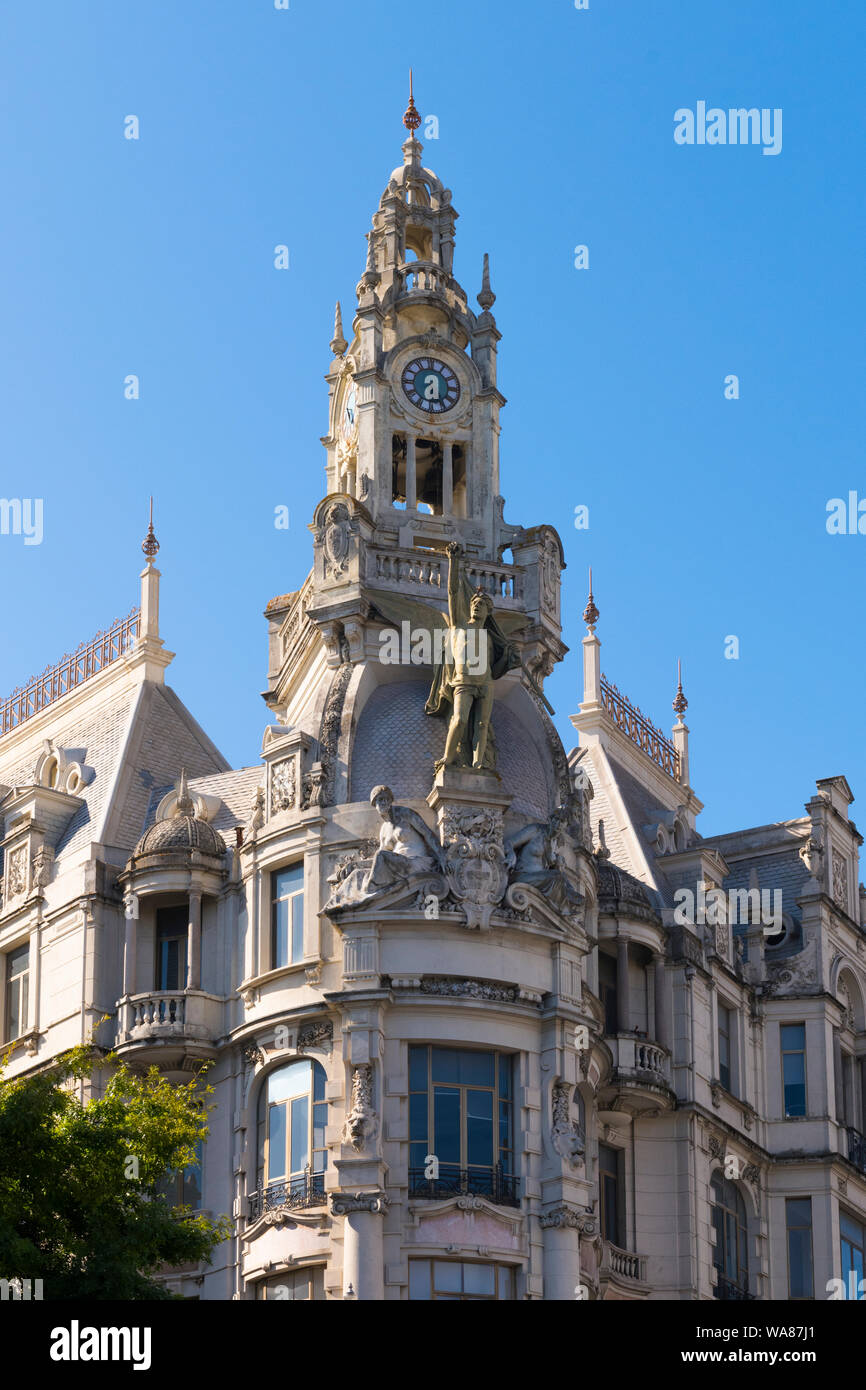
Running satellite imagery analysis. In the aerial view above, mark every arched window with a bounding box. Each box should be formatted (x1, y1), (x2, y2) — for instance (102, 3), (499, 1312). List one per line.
(711, 1172), (750, 1297)
(255, 1060), (327, 1210)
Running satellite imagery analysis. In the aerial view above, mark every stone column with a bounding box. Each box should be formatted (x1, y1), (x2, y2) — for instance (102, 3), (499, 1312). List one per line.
(405, 434), (417, 512)
(616, 937), (630, 1033)
(330, 1193), (388, 1300)
(187, 891), (202, 991)
(442, 441), (453, 514)
(654, 954), (670, 1050)
(541, 1207), (595, 1300)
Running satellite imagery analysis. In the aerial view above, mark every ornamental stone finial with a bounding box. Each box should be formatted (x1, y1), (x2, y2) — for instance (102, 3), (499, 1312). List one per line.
(402, 69), (421, 137)
(330, 300), (347, 356)
(673, 659), (688, 718)
(141, 496), (159, 563)
(478, 253), (496, 311)
(583, 567), (599, 633)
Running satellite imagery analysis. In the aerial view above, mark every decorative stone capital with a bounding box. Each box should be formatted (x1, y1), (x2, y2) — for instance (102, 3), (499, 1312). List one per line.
(539, 1205), (596, 1234)
(329, 1190), (390, 1217)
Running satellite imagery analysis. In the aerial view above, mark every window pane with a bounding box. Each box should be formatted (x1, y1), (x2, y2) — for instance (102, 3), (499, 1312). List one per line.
(457, 1052), (495, 1088)
(272, 898), (289, 968)
(409, 1045), (428, 1092)
(313, 1101), (327, 1152)
(431, 1049), (462, 1084)
(840, 1212), (864, 1246)
(291, 893), (304, 962)
(275, 863), (304, 896)
(781, 1024), (805, 1051)
(788, 1229), (813, 1297)
(433, 1261), (463, 1293)
(498, 1057), (512, 1099)
(433, 1088), (461, 1165)
(409, 1092), (428, 1143)
(463, 1263), (495, 1296)
(268, 1060), (310, 1105)
(290, 1095), (309, 1174)
(498, 1266), (514, 1300)
(467, 1089), (494, 1167)
(268, 1103), (287, 1181)
(409, 1261), (431, 1300)
(313, 1062), (326, 1103)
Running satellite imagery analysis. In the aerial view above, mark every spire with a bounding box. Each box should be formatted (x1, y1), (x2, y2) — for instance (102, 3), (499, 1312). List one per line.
(330, 300), (347, 356)
(477, 253), (496, 312)
(361, 231), (380, 290)
(402, 69), (421, 138)
(673, 659), (688, 718)
(176, 768), (193, 817)
(583, 566), (599, 633)
(141, 496), (159, 564)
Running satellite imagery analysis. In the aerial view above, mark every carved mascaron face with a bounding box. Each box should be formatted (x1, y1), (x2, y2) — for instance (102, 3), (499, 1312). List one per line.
(401, 357), (460, 413)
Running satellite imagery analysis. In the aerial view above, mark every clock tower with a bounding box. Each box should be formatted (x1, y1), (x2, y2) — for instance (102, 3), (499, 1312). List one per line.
(266, 88), (567, 731)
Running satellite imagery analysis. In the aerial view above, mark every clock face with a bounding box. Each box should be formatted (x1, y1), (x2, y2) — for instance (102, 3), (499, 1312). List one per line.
(401, 357), (461, 414)
(340, 385), (357, 441)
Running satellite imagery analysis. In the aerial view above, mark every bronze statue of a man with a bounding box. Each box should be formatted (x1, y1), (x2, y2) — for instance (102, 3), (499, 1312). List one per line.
(425, 542), (520, 771)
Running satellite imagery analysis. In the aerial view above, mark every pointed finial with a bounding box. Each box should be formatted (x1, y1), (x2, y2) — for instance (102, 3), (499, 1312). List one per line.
(673, 659), (688, 718)
(176, 768), (193, 816)
(141, 496), (159, 563)
(583, 566), (599, 633)
(361, 231), (380, 289)
(330, 300), (347, 355)
(403, 69), (421, 137)
(478, 253), (496, 311)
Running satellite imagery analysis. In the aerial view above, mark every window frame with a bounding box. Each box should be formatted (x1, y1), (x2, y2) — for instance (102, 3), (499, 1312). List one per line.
(5, 941), (30, 1042)
(256, 1058), (328, 1199)
(408, 1045), (513, 1182)
(781, 1022), (808, 1118)
(840, 1209), (865, 1300)
(408, 1259), (515, 1301)
(785, 1196), (814, 1300)
(598, 1142), (625, 1248)
(271, 863), (305, 971)
(710, 1171), (749, 1294)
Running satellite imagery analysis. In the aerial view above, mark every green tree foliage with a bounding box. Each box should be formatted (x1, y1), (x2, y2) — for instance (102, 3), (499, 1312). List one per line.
(0, 1044), (231, 1299)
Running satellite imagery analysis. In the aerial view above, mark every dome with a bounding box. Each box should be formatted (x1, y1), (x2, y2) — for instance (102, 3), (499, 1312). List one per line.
(597, 861), (659, 916)
(132, 771), (225, 861)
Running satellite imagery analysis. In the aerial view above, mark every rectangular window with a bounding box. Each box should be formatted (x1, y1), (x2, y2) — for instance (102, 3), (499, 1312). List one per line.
(5, 943), (29, 1042)
(841, 1211), (865, 1300)
(408, 1046), (513, 1200)
(599, 1143), (625, 1248)
(272, 863), (304, 969)
(156, 1138), (203, 1211)
(781, 1023), (807, 1117)
(257, 1267), (325, 1300)
(155, 906), (188, 991)
(718, 1004), (733, 1093)
(408, 1259), (514, 1301)
(599, 954), (618, 1035)
(786, 1197), (814, 1299)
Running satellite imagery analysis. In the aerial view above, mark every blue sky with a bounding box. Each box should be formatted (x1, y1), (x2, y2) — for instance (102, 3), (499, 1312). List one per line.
(1, 0), (863, 837)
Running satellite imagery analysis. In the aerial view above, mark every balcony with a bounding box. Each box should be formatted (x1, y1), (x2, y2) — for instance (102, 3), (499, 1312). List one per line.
(847, 1127), (866, 1175)
(601, 1035), (675, 1116)
(248, 1171), (327, 1221)
(115, 989), (222, 1064)
(599, 1242), (649, 1299)
(408, 1164), (520, 1209)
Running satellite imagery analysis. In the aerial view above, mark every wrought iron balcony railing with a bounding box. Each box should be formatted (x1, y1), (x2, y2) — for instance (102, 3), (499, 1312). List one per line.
(714, 1273), (756, 1301)
(408, 1164), (520, 1208)
(248, 1170), (326, 1221)
(847, 1127), (866, 1175)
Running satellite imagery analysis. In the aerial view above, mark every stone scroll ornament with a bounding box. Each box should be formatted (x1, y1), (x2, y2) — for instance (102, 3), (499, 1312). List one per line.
(440, 806), (509, 931)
